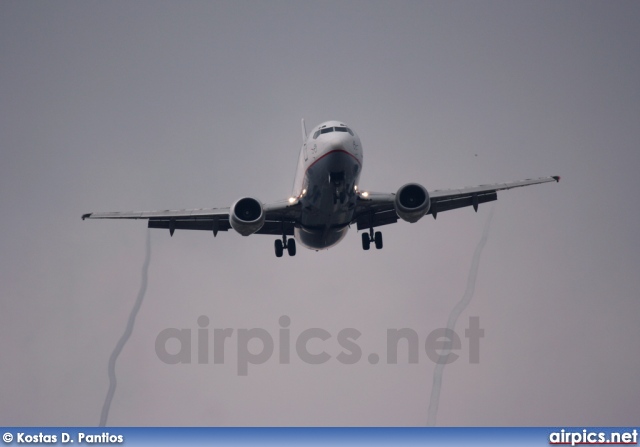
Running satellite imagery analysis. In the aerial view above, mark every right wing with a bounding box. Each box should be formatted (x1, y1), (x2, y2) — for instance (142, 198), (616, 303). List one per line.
(427, 176), (560, 217)
(82, 200), (301, 236)
(353, 176), (560, 230)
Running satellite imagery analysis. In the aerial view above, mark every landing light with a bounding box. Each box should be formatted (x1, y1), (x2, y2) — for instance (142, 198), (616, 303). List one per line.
(362, 191), (369, 197)
(288, 197), (296, 203)
(354, 185), (358, 191)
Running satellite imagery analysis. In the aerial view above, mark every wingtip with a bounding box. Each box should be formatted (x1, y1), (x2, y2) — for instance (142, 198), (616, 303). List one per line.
(552, 175), (561, 182)
(82, 213), (91, 220)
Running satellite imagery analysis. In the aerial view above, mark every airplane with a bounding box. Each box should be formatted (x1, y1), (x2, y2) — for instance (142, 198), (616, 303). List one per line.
(82, 119), (559, 257)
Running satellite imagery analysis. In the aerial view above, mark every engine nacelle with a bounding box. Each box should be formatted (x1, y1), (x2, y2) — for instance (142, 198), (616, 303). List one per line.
(394, 183), (430, 223)
(229, 197), (265, 236)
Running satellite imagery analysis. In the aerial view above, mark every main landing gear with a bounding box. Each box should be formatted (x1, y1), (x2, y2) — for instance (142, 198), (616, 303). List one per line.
(361, 227), (383, 250)
(275, 234), (296, 257)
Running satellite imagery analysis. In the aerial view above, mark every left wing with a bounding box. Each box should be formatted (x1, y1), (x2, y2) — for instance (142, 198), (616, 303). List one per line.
(82, 201), (301, 236)
(353, 176), (560, 230)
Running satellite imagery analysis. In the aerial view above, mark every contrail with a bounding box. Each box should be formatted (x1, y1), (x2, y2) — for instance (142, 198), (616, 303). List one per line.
(99, 229), (151, 426)
(426, 208), (494, 426)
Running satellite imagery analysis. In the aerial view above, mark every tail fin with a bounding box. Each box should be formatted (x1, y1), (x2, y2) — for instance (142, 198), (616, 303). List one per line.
(301, 118), (307, 143)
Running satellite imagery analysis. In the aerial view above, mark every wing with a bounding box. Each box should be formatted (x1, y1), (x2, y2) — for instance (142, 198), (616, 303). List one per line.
(353, 176), (560, 230)
(82, 200), (301, 236)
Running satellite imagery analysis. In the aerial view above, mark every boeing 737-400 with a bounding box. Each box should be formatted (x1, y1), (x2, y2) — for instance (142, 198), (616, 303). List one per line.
(82, 120), (559, 257)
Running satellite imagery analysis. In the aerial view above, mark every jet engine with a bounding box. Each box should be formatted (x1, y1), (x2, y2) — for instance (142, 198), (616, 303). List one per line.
(394, 183), (430, 223)
(229, 197), (265, 236)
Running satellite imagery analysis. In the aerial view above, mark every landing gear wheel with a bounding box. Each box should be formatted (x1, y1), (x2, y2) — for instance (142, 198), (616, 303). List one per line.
(374, 231), (383, 249)
(362, 232), (370, 250)
(339, 191), (346, 204)
(274, 239), (284, 257)
(287, 238), (296, 256)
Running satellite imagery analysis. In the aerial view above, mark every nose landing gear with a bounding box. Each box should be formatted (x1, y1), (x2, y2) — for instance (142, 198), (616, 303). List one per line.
(333, 190), (347, 205)
(330, 171), (348, 205)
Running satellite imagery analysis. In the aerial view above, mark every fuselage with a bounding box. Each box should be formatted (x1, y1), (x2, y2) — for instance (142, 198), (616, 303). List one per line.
(291, 121), (363, 250)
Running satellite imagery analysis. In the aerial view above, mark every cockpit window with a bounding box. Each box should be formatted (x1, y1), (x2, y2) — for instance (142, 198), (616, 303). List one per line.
(313, 126), (354, 138)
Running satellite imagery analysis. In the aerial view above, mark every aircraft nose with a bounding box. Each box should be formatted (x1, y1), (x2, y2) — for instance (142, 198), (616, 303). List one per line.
(326, 132), (352, 151)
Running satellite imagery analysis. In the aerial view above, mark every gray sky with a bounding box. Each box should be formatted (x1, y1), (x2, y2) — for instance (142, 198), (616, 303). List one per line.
(1, 1), (639, 426)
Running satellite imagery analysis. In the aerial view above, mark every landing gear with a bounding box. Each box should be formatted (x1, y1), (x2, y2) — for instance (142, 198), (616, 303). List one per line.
(330, 171), (347, 205)
(362, 228), (383, 251)
(374, 231), (383, 249)
(333, 191), (347, 205)
(287, 238), (296, 256)
(362, 232), (370, 250)
(275, 234), (296, 257)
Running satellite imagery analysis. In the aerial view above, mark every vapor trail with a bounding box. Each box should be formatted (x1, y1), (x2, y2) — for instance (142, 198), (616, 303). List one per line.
(426, 208), (493, 426)
(99, 229), (151, 426)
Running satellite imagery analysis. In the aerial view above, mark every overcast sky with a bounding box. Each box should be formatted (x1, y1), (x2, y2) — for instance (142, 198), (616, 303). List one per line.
(1, 1), (639, 426)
